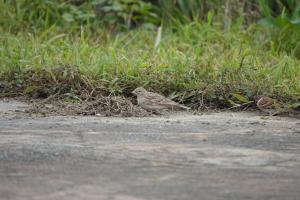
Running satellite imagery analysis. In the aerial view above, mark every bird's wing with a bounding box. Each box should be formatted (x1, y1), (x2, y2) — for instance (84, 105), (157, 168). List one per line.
(145, 92), (179, 106)
(257, 97), (285, 113)
(257, 97), (275, 109)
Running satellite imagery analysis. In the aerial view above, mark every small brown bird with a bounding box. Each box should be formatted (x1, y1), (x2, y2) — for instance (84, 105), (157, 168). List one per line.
(255, 95), (284, 116)
(132, 87), (190, 111)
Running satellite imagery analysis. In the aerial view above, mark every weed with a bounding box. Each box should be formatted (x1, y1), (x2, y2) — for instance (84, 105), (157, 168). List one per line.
(0, 0), (300, 113)
(1, 22), (299, 110)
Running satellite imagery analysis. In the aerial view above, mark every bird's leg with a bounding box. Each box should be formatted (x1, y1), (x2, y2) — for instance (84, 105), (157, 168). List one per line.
(156, 110), (164, 115)
(151, 110), (162, 115)
(150, 110), (154, 116)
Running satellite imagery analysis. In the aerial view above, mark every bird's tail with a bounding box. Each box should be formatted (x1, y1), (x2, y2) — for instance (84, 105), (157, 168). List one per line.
(178, 104), (191, 110)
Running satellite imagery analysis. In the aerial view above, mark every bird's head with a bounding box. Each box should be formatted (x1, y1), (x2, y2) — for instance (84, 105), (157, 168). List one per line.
(254, 95), (263, 103)
(132, 87), (147, 96)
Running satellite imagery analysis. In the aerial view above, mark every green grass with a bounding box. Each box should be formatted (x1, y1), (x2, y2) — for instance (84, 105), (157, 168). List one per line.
(1, 21), (300, 109)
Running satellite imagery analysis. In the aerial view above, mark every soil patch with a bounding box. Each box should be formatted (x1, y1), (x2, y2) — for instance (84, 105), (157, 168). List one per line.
(2, 96), (300, 119)
(8, 96), (150, 117)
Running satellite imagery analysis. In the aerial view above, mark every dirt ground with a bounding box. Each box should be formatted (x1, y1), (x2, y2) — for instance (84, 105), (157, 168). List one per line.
(0, 98), (300, 200)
